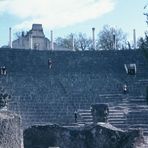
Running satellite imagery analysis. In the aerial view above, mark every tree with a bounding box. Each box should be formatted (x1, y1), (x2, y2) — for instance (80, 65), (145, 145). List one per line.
(75, 33), (92, 51)
(56, 33), (74, 49)
(144, 3), (148, 24)
(56, 33), (92, 51)
(96, 25), (127, 50)
(55, 33), (92, 51)
(137, 4), (148, 57)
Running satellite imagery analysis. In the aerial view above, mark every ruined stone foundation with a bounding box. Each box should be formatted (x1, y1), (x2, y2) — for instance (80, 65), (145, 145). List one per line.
(24, 123), (142, 148)
(0, 110), (23, 148)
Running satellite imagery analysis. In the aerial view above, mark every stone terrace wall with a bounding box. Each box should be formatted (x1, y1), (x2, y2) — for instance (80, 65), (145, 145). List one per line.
(0, 48), (147, 128)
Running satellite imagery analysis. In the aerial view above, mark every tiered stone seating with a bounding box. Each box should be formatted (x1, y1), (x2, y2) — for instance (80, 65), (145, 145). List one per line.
(0, 48), (148, 131)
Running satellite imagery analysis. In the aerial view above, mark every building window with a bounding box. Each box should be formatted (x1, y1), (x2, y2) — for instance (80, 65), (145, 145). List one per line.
(124, 64), (136, 75)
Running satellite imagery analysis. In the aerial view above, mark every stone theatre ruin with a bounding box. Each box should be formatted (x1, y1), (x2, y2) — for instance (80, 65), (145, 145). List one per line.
(0, 24), (148, 148)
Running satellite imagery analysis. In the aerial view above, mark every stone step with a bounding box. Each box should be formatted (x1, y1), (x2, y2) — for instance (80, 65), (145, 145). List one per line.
(129, 101), (147, 105)
(83, 119), (93, 122)
(129, 98), (146, 101)
(127, 114), (148, 117)
(109, 113), (125, 116)
(77, 109), (93, 124)
(129, 106), (148, 110)
(109, 110), (125, 113)
(78, 112), (92, 116)
(80, 116), (93, 119)
(77, 121), (93, 125)
(128, 122), (148, 125)
(129, 124), (148, 128)
(109, 120), (126, 124)
(109, 115), (125, 118)
(121, 101), (129, 103)
(129, 127), (148, 131)
(108, 116), (125, 120)
(99, 94), (123, 97)
(109, 111), (124, 114)
(78, 109), (91, 113)
(109, 120), (125, 124)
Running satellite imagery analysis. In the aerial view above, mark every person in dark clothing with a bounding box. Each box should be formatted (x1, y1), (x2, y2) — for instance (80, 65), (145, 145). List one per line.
(48, 58), (52, 69)
(74, 110), (77, 123)
(0, 66), (7, 75)
(123, 84), (128, 94)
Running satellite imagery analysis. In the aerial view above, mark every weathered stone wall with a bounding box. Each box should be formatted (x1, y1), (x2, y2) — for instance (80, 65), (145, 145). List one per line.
(0, 110), (23, 148)
(0, 49), (147, 128)
(23, 123), (143, 148)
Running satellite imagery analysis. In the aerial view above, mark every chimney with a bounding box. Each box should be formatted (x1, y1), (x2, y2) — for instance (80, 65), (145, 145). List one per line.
(92, 27), (96, 50)
(133, 29), (136, 49)
(9, 27), (12, 48)
(50, 30), (54, 50)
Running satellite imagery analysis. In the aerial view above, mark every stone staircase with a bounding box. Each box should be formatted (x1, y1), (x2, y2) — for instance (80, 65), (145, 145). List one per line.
(77, 109), (93, 125)
(77, 93), (148, 147)
(108, 95), (148, 133)
(107, 94), (148, 147)
(76, 93), (123, 125)
(108, 106), (128, 130)
(98, 94), (123, 106)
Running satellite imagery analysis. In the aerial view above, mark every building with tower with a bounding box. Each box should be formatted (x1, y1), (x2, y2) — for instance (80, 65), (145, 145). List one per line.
(12, 24), (51, 50)
(12, 24), (70, 51)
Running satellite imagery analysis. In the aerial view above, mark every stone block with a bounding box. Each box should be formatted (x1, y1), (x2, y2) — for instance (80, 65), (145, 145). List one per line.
(91, 103), (109, 123)
(0, 110), (23, 148)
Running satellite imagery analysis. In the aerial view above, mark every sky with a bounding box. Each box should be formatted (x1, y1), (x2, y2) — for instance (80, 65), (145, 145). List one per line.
(0, 0), (148, 47)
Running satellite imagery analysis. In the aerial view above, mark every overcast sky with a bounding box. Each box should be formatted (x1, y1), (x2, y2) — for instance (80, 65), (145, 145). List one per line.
(0, 0), (147, 47)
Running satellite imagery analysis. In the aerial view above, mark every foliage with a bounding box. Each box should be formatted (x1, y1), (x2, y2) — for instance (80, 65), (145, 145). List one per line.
(144, 3), (148, 25)
(56, 34), (73, 49)
(0, 87), (10, 109)
(137, 33), (148, 58)
(96, 25), (127, 50)
(75, 33), (92, 51)
(55, 33), (92, 51)
(137, 3), (148, 58)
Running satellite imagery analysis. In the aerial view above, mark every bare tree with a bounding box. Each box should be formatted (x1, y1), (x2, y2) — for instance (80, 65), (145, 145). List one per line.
(75, 33), (92, 51)
(96, 25), (127, 50)
(56, 33), (74, 49)
(55, 33), (92, 51)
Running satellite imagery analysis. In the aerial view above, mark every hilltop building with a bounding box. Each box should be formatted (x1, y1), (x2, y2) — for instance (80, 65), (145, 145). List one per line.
(12, 24), (70, 51)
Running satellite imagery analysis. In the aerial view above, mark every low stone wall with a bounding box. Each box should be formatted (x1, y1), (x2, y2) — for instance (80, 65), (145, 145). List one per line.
(24, 123), (143, 148)
(0, 110), (23, 148)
